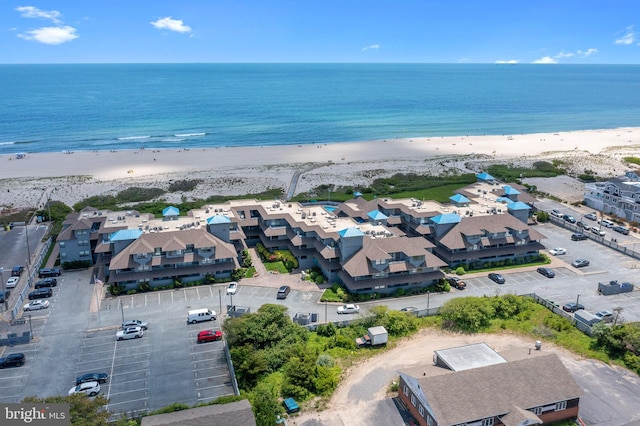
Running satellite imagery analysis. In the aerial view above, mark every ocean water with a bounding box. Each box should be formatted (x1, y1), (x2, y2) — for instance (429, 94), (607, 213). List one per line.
(1, 63), (640, 154)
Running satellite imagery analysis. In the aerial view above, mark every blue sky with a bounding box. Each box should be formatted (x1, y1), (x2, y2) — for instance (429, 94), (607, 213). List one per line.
(2, 1), (640, 64)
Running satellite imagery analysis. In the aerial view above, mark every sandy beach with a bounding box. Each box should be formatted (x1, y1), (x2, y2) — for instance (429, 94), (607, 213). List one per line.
(1, 128), (639, 210)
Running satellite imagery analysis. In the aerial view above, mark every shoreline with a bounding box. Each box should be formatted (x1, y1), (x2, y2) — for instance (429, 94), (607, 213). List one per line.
(0, 127), (638, 210)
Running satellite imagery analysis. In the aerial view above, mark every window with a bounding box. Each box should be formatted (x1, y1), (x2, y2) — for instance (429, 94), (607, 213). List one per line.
(531, 406), (542, 415)
(410, 395), (416, 407)
(419, 405), (424, 417)
(482, 418), (494, 426)
(555, 401), (567, 411)
(403, 385), (408, 396)
(59, 241), (66, 247)
(79, 251), (90, 257)
(426, 416), (434, 426)
(60, 253), (67, 259)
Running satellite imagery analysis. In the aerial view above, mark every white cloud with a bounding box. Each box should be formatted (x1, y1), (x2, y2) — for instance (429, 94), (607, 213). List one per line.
(362, 44), (380, 51)
(151, 17), (192, 33)
(555, 51), (574, 58)
(18, 26), (78, 45)
(615, 26), (635, 45)
(533, 56), (557, 64)
(577, 48), (598, 57)
(495, 59), (518, 64)
(15, 6), (62, 24)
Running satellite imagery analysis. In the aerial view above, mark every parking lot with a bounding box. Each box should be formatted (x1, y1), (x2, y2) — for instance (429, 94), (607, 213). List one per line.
(0, 270), (234, 418)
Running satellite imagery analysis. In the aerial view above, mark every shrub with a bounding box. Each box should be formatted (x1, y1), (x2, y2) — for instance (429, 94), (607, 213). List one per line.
(455, 266), (466, 275)
(109, 283), (125, 296)
(61, 260), (92, 270)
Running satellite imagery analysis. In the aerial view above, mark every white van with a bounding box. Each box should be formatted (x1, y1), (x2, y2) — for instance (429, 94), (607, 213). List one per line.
(187, 308), (216, 324)
(600, 219), (615, 228)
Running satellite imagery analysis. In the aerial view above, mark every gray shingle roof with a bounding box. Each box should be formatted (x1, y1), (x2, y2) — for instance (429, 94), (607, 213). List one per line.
(413, 353), (582, 425)
(141, 399), (256, 426)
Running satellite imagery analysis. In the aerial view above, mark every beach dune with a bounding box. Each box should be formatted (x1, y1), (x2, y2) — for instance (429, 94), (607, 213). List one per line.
(1, 128), (638, 210)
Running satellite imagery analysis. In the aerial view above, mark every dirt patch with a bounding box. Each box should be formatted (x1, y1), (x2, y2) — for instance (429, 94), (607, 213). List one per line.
(291, 329), (578, 426)
(522, 175), (585, 203)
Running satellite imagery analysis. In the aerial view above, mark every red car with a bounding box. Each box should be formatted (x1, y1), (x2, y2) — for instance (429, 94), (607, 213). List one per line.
(197, 330), (222, 343)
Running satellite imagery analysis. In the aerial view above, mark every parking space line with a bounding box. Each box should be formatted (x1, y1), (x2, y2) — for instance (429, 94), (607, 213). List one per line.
(194, 370), (228, 379)
(0, 375), (28, 381)
(80, 343), (116, 352)
(107, 396), (148, 405)
(197, 383), (231, 392)
(112, 360), (148, 370)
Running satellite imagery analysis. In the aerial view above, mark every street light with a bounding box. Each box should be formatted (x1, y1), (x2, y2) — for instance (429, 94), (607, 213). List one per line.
(28, 314), (33, 340)
(0, 267), (4, 312)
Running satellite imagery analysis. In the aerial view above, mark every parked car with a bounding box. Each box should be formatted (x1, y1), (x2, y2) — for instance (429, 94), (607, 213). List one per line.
(488, 273), (505, 284)
(337, 304), (360, 314)
(613, 225), (630, 235)
(0, 290), (9, 303)
(226, 281), (238, 295)
(6, 276), (19, 289)
(400, 307), (418, 312)
(276, 285), (291, 300)
(562, 214), (576, 223)
(76, 372), (109, 385)
(24, 300), (50, 311)
(571, 233), (588, 241)
(562, 302), (585, 313)
(446, 276), (467, 289)
(571, 259), (590, 268)
(599, 219), (615, 228)
(11, 265), (24, 277)
(121, 320), (148, 330)
(38, 268), (61, 278)
(595, 310), (614, 321)
(197, 329), (223, 343)
(68, 381), (100, 397)
(28, 288), (52, 300)
(551, 209), (563, 218)
(116, 326), (143, 341)
(548, 247), (566, 256)
(576, 221), (590, 231)
(0, 353), (25, 368)
(537, 267), (556, 278)
(584, 212), (598, 221)
(591, 227), (606, 236)
(34, 278), (57, 288)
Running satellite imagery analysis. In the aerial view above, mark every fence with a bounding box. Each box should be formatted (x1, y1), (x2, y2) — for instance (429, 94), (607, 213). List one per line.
(10, 237), (53, 320)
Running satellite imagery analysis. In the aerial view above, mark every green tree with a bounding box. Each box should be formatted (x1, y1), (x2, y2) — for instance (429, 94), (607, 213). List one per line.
(283, 344), (318, 398)
(440, 297), (496, 332)
(250, 381), (281, 426)
(22, 394), (111, 426)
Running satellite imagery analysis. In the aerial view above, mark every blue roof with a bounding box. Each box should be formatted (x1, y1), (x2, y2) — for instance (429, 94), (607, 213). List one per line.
(162, 206), (179, 216)
(431, 213), (461, 225)
(476, 172), (495, 181)
(207, 215), (231, 224)
(110, 229), (143, 242)
(367, 210), (388, 221)
(507, 201), (530, 211)
(449, 194), (470, 204)
(503, 185), (521, 195)
(338, 227), (365, 238)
